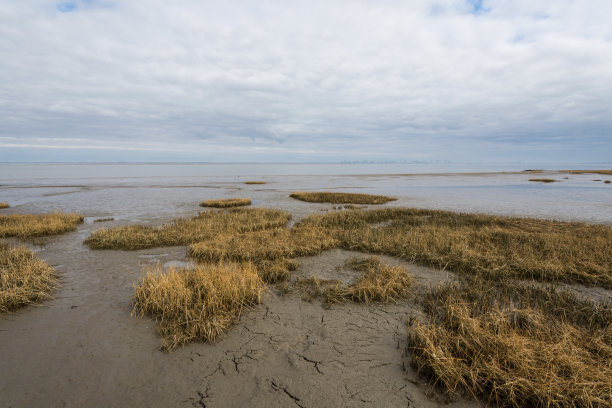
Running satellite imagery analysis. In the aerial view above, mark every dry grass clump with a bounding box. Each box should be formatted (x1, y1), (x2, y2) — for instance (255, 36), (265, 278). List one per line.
(1, 243), (57, 313)
(343, 257), (414, 303)
(200, 198), (251, 208)
(244, 181), (267, 185)
(93, 217), (114, 223)
(406, 276), (612, 407)
(132, 262), (264, 351)
(300, 208), (612, 287)
(562, 169), (612, 175)
(290, 191), (397, 205)
(528, 178), (558, 183)
(0, 213), (84, 238)
(605, 180), (611, 184)
(0, 202), (9, 209)
(85, 208), (290, 250)
(188, 226), (336, 283)
(294, 257), (414, 306)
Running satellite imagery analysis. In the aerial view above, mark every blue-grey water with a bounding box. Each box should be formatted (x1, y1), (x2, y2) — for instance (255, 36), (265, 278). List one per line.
(1, 163), (611, 224)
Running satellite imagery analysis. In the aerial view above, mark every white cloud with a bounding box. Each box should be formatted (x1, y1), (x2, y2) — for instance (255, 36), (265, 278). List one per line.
(0, 0), (611, 162)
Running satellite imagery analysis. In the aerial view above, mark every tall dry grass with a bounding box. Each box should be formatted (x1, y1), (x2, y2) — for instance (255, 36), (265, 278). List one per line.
(1, 243), (57, 313)
(200, 198), (251, 208)
(406, 276), (612, 407)
(528, 178), (558, 183)
(294, 257), (414, 306)
(289, 191), (397, 205)
(0, 213), (83, 238)
(85, 208), (290, 250)
(562, 170), (612, 175)
(0, 202), (9, 209)
(188, 226), (337, 282)
(300, 208), (612, 288)
(132, 262), (263, 350)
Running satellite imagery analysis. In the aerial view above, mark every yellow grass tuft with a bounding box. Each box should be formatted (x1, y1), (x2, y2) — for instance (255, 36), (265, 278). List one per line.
(406, 276), (612, 407)
(85, 208), (290, 250)
(0, 202), (9, 209)
(244, 181), (267, 185)
(300, 208), (612, 288)
(1, 243), (57, 313)
(294, 257), (414, 306)
(344, 257), (414, 303)
(290, 191), (397, 205)
(0, 213), (84, 238)
(200, 198), (251, 208)
(187, 226), (337, 282)
(132, 262), (264, 351)
(528, 178), (558, 183)
(561, 169), (612, 175)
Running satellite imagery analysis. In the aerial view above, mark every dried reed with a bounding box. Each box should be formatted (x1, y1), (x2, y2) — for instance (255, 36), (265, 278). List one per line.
(132, 262), (263, 350)
(0, 213), (83, 238)
(0, 243), (57, 313)
(200, 198), (251, 208)
(289, 191), (396, 204)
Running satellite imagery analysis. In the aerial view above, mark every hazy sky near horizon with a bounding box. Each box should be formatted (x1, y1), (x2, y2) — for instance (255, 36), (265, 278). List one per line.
(1, 0), (611, 163)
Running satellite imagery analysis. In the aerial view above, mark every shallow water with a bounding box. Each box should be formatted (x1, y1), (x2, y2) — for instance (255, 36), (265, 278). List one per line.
(1, 163), (611, 224)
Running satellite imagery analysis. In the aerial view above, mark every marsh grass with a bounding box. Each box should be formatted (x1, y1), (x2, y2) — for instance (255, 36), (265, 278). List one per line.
(562, 170), (612, 175)
(0, 202), (9, 209)
(132, 262), (263, 350)
(300, 208), (612, 288)
(200, 198), (251, 208)
(0, 243), (57, 313)
(187, 226), (337, 282)
(293, 257), (414, 306)
(406, 276), (612, 407)
(244, 181), (267, 185)
(528, 178), (558, 183)
(93, 217), (114, 223)
(605, 180), (611, 184)
(0, 213), (83, 239)
(85, 208), (290, 250)
(290, 191), (397, 205)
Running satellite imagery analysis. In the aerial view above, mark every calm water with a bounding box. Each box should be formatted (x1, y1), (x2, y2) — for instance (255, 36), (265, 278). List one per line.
(1, 163), (611, 224)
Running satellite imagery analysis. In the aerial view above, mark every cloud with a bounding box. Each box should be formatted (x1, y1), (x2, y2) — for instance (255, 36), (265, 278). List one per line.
(0, 0), (611, 162)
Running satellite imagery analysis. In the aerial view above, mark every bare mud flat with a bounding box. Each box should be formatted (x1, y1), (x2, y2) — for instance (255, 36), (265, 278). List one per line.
(0, 214), (480, 408)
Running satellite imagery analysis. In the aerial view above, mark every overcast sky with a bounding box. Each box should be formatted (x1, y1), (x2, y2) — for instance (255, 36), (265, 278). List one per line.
(1, 0), (611, 163)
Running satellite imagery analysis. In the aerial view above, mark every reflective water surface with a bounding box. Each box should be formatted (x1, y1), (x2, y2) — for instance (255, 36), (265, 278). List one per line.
(1, 163), (611, 224)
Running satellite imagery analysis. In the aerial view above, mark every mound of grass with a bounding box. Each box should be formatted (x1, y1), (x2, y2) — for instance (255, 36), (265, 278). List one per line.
(93, 217), (114, 223)
(294, 257), (414, 306)
(528, 178), (558, 183)
(290, 191), (396, 205)
(200, 198), (251, 208)
(562, 170), (612, 175)
(605, 180), (611, 184)
(85, 208), (290, 250)
(244, 181), (267, 185)
(0, 213), (83, 239)
(132, 263), (264, 351)
(300, 208), (612, 287)
(0, 202), (9, 209)
(406, 276), (612, 407)
(187, 226), (337, 282)
(1, 243), (57, 313)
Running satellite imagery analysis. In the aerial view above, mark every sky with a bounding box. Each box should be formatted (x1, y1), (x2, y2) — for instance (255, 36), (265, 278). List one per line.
(0, 0), (611, 163)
